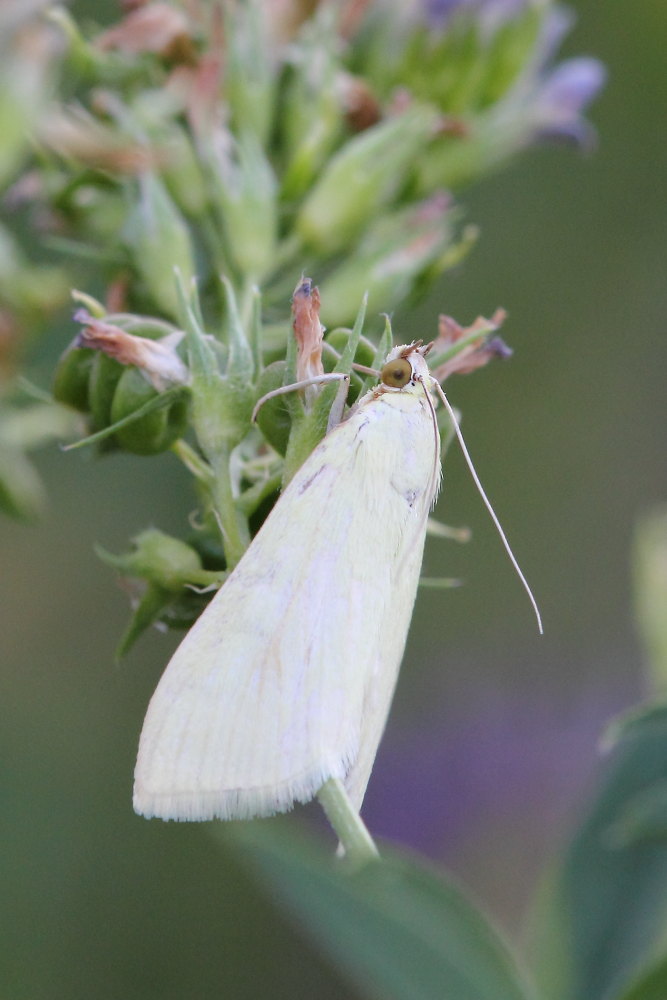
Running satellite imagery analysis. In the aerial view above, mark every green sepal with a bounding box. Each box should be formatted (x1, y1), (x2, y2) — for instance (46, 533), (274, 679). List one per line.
(115, 582), (171, 660)
(360, 313), (393, 395)
(63, 385), (188, 451)
(220, 275), (255, 386)
(295, 107), (439, 255)
(110, 368), (189, 455)
(323, 328), (376, 404)
(179, 276), (254, 458)
(101, 529), (226, 657)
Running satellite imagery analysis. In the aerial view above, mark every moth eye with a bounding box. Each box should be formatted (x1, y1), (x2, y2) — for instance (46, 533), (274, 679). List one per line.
(380, 358), (412, 388)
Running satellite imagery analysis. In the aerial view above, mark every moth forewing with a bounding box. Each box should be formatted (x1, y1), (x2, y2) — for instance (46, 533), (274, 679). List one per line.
(133, 344), (441, 821)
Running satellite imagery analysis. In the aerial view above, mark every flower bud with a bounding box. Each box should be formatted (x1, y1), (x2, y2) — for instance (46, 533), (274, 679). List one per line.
(295, 106), (438, 255)
(97, 528), (223, 656)
(429, 309), (511, 381)
(279, 18), (345, 201)
(180, 277), (255, 458)
(95, 2), (195, 63)
(74, 310), (189, 391)
(292, 277), (324, 389)
(123, 171), (196, 320)
(318, 193), (454, 327)
(223, 2), (275, 146)
(161, 126), (208, 218)
(210, 131), (278, 281)
(97, 528), (217, 590)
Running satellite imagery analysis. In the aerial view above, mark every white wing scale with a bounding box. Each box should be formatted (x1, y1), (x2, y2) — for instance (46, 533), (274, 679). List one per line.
(134, 379), (439, 821)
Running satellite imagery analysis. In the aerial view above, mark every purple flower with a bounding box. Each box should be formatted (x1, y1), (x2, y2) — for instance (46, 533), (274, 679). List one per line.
(423, 0), (529, 29)
(534, 57), (607, 147)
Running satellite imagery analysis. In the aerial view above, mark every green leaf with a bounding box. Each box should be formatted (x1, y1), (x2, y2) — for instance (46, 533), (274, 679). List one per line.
(222, 822), (540, 1000)
(529, 704), (667, 1000)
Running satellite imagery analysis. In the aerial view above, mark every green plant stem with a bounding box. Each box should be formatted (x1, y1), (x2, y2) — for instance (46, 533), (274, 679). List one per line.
(317, 778), (379, 866)
(237, 470), (282, 517)
(210, 451), (250, 569)
(171, 439), (215, 484)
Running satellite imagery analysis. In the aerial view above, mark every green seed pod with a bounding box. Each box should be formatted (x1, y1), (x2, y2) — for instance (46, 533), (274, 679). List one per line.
(255, 361), (292, 456)
(52, 343), (95, 412)
(110, 367), (188, 455)
(88, 352), (124, 430)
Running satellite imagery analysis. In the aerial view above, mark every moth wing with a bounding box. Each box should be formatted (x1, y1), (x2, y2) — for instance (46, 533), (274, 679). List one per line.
(134, 394), (436, 821)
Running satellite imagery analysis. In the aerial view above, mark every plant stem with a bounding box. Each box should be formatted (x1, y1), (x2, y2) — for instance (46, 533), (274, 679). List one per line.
(317, 778), (379, 866)
(210, 451), (250, 569)
(171, 439), (215, 484)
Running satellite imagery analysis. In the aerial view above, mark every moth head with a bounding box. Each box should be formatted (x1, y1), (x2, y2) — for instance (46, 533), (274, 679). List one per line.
(380, 342), (432, 391)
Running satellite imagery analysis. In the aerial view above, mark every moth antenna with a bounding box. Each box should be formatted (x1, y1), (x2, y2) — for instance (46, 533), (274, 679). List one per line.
(252, 373), (349, 422)
(433, 379), (543, 635)
(418, 375), (443, 511)
(351, 362), (380, 377)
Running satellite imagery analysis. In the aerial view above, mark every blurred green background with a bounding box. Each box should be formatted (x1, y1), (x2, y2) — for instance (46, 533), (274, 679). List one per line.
(2, 1), (666, 997)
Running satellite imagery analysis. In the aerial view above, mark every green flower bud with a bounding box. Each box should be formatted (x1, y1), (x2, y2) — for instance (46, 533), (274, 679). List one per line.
(318, 194), (454, 327)
(123, 172), (196, 321)
(212, 132), (278, 281)
(295, 107), (438, 255)
(110, 367), (188, 455)
(162, 126), (208, 218)
(224, 1), (275, 146)
(180, 277), (254, 458)
(97, 529), (224, 657)
(97, 528), (217, 591)
(279, 16), (345, 202)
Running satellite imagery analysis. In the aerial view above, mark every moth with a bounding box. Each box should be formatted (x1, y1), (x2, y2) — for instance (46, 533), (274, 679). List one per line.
(133, 341), (539, 821)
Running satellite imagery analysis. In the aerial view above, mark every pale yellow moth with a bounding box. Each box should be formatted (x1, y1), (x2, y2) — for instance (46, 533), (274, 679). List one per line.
(133, 341), (540, 822)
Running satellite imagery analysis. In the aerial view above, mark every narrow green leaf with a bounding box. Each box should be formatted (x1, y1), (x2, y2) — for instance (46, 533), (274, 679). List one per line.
(529, 704), (667, 1000)
(222, 823), (540, 1000)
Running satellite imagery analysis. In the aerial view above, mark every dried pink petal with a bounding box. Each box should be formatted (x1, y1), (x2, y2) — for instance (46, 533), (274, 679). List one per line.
(74, 310), (188, 390)
(292, 278), (325, 387)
